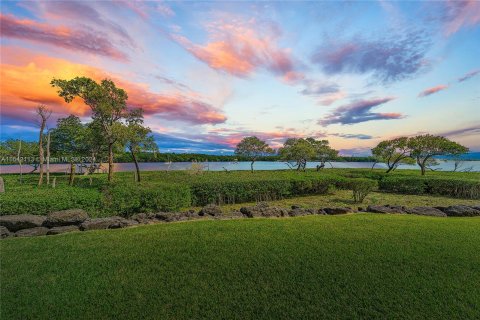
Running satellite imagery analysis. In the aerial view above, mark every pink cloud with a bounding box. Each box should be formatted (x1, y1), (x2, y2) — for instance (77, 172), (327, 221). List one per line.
(0, 14), (128, 61)
(442, 0), (480, 36)
(418, 84), (449, 97)
(458, 69), (480, 82)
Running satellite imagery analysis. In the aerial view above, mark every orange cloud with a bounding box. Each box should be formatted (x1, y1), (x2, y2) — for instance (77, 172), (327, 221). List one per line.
(0, 13), (128, 61)
(0, 47), (226, 125)
(418, 84), (449, 97)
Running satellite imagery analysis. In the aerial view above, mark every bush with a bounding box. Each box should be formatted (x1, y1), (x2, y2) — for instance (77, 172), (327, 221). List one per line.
(102, 183), (191, 217)
(348, 179), (378, 203)
(379, 176), (428, 195)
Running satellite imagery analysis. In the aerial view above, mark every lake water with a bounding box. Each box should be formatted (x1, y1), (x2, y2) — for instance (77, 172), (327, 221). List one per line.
(1, 160), (480, 174)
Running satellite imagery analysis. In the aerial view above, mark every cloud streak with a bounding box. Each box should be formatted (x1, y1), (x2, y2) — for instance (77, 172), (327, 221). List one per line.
(311, 30), (430, 83)
(418, 84), (449, 97)
(318, 97), (402, 126)
(458, 69), (480, 82)
(0, 14), (128, 61)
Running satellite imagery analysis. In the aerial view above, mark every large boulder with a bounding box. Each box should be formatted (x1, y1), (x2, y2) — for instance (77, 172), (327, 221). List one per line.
(366, 205), (405, 214)
(199, 204), (222, 217)
(0, 215), (46, 232)
(131, 212), (157, 224)
(440, 205), (480, 217)
(80, 217), (137, 231)
(323, 207), (353, 215)
(15, 227), (49, 237)
(47, 225), (80, 235)
(0, 226), (12, 239)
(405, 207), (447, 217)
(240, 203), (288, 218)
(43, 209), (89, 227)
(288, 208), (316, 217)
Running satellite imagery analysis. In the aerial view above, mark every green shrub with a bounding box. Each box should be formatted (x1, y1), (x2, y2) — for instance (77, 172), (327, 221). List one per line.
(348, 179), (378, 203)
(102, 183), (191, 217)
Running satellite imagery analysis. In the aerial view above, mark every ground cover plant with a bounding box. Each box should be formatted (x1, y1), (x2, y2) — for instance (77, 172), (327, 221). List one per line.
(1, 214), (479, 319)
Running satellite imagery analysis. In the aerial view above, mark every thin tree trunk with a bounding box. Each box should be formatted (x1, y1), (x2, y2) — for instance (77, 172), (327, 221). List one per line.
(108, 143), (114, 182)
(38, 121), (45, 186)
(69, 162), (75, 186)
(250, 160), (255, 173)
(46, 132), (50, 185)
(130, 147), (141, 182)
(17, 140), (23, 183)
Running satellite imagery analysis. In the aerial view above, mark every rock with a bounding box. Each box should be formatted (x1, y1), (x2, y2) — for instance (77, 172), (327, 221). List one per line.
(240, 205), (288, 218)
(317, 209), (327, 215)
(155, 212), (194, 222)
(358, 207), (365, 212)
(0, 215), (46, 232)
(366, 205), (405, 214)
(131, 213), (157, 224)
(80, 217), (137, 231)
(43, 209), (89, 227)
(323, 207), (352, 215)
(47, 225), (80, 235)
(291, 205), (302, 210)
(405, 207), (447, 217)
(440, 205), (480, 217)
(15, 227), (49, 237)
(288, 208), (315, 217)
(199, 204), (222, 216)
(1, 226), (12, 238)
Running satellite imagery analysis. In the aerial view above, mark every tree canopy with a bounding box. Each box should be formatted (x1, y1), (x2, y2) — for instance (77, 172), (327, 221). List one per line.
(234, 136), (273, 172)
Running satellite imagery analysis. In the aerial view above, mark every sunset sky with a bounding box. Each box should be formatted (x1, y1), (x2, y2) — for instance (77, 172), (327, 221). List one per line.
(1, 0), (479, 155)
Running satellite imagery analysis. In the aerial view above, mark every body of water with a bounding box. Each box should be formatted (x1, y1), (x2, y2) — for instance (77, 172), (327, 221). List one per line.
(1, 160), (480, 174)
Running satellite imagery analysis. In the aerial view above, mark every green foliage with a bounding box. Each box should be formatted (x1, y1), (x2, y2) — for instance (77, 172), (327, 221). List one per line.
(102, 183), (191, 217)
(235, 136), (274, 172)
(348, 178), (378, 203)
(372, 137), (412, 173)
(279, 138), (316, 170)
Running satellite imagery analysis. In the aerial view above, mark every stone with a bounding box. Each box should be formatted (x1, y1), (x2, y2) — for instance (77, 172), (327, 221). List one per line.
(288, 208), (315, 217)
(323, 207), (352, 215)
(366, 205), (405, 214)
(440, 205), (480, 217)
(0, 176), (4, 193)
(155, 212), (193, 222)
(15, 227), (49, 237)
(131, 213), (157, 224)
(291, 205), (302, 210)
(80, 217), (137, 231)
(47, 225), (80, 235)
(405, 207), (447, 217)
(1, 226), (12, 238)
(43, 209), (89, 227)
(240, 205), (288, 218)
(0, 214), (46, 232)
(199, 204), (222, 216)
(317, 209), (327, 215)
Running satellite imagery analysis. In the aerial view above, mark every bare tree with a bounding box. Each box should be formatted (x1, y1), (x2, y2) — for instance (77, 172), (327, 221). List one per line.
(36, 105), (52, 186)
(46, 131), (51, 185)
(17, 140), (23, 183)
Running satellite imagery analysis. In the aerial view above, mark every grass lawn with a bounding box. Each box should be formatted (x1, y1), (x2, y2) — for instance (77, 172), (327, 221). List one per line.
(2, 214), (480, 319)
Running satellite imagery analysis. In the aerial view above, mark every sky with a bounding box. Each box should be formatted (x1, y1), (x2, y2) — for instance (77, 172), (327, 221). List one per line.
(1, 0), (479, 155)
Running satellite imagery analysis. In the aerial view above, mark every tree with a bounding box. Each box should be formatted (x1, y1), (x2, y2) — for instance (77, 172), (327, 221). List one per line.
(408, 134), (469, 175)
(306, 138), (338, 171)
(51, 77), (128, 182)
(234, 136), (273, 172)
(35, 105), (51, 186)
(278, 138), (316, 171)
(122, 109), (157, 182)
(371, 137), (412, 173)
(50, 115), (87, 185)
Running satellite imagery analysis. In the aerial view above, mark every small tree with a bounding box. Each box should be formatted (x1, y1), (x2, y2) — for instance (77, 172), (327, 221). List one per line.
(122, 109), (157, 182)
(371, 137), (412, 173)
(234, 136), (273, 172)
(51, 77), (128, 182)
(408, 134), (469, 175)
(35, 105), (51, 186)
(279, 138), (316, 171)
(50, 115), (87, 186)
(306, 138), (338, 171)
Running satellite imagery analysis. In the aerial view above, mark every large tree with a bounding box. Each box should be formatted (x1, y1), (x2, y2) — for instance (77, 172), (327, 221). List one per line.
(408, 134), (469, 175)
(371, 137), (413, 173)
(234, 136), (273, 172)
(51, 77), (128, 181)
(279, 138), (316, 171)
(50, 115), (87, 185)
(306, 138), (338, 171)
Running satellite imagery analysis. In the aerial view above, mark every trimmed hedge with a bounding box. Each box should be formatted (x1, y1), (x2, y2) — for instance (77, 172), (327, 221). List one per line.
(379, 176), (480, 199)
(102, 183), (192, 217)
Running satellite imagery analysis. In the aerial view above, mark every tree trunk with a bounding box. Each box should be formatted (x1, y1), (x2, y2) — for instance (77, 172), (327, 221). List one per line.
(386, 166), (394, 173)
(108, 143), (114, 182)
(46, 132), (51, 185)
(69, 162), (75, 186)
(38, 121), (45, 186)
(250, 160), (255, 173)
(17, 140), (23, 183)
(130, 147), (141, 182)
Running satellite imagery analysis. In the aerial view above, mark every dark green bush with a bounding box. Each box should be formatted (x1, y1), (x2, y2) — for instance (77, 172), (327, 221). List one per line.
(102, 183), (191, 217)
(379, 176), (428, 194)
(348, 179), (378, 203)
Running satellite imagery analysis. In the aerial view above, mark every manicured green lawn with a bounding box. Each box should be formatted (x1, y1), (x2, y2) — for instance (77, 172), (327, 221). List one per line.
(2, 214), (480, 319)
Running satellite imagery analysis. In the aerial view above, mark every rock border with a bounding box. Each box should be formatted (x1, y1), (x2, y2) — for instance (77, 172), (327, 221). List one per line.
(1, 204), (479, 239)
